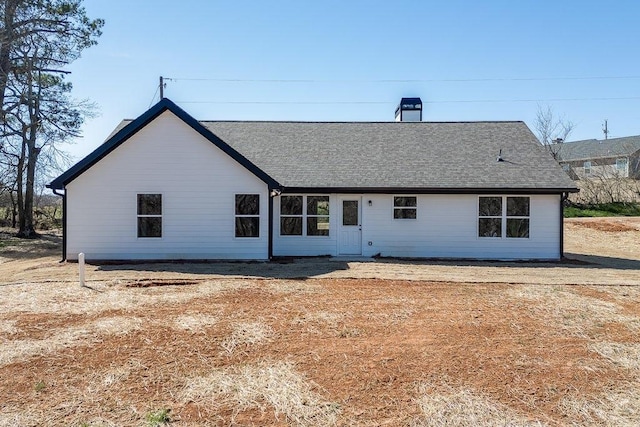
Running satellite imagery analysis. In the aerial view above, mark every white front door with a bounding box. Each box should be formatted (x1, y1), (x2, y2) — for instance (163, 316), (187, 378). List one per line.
(339, 197), (362, 255)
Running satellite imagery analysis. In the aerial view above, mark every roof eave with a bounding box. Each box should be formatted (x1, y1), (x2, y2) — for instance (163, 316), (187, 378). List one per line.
(280, 186), (579, 194)
(47, 98), (280, 191)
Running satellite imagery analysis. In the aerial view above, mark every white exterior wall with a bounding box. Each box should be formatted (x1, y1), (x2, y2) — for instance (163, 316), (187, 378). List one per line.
(66, 111), (269, 260)
(272, 194), (338, 257)
(273, 194), (561, 260)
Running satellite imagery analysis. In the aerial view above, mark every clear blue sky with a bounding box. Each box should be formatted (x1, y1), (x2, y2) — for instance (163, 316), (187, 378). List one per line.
(64, 0), (640, 161)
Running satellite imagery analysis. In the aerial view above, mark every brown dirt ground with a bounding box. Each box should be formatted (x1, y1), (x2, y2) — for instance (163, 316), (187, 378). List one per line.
(1, 218), (639, 426)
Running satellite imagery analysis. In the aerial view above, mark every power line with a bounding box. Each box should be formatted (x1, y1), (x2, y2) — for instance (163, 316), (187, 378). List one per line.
(148, 85), (160, 108)
(176, 96), (640, 105)
(166, 75), (640, 83)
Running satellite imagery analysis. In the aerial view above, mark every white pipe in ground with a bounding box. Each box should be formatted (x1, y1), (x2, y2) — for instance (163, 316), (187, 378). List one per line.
(78, 252), (85, 287)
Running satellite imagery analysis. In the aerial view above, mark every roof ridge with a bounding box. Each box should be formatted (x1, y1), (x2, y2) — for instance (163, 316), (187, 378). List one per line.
(198, 120), (526, 124)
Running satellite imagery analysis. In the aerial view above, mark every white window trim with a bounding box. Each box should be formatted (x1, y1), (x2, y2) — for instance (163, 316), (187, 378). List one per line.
(616, 158), (628, 173)
(137, 193), (162, 239)
(584, 161), (592, 175)
(279, 195), (331, 237)
(477, 195), (530, 240)
(392, 195), (418, 220)
(234, 194), (260, 239)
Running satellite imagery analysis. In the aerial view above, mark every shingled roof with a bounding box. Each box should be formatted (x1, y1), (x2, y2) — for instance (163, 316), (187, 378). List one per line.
(556, 135), (640, 162)
(49, 99), (577, 193)
(202, 121), (576, 192)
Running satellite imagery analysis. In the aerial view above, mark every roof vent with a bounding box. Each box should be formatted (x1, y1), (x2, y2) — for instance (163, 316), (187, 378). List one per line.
(395, 97), (422, 122)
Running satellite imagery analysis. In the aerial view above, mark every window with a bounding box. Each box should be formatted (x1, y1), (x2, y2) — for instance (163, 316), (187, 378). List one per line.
(235, 194), (259, 237)
(307, 196), (330, 236)
(561, 164), (570, 172)
(478, 196), (529, 239)
(506, 197), (530, 238)
(478, 196), (502, 237)
(616, 158), (628, 173)
(342, 200), (358, 226)
(280, 196), (303, 235)
(137, 194), (162, 238)
(393, 196), (417, 219)
(280, 195), (330, 236)
(584, 161), (592, 175)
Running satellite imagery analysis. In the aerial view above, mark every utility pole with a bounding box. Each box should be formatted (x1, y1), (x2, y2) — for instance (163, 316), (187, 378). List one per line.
(602, 119), (609, 140)
(159, 76), (164, 99)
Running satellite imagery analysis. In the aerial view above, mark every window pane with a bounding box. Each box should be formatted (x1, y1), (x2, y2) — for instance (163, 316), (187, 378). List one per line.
(138, 217), (162, 238)
(342, 201), (358, 226)
(138, 194), (162, 215)
(479, 218), (501, 237)
(507, 219), (530, 238)
(235, 217), (259, 237)
(281, 217), (302, 235)
(281, 196), (303, 215)
(307, 217), (329, 236)
(394, 208), (417, 219)
(507, 197), (529, 217)
(236, 194), (259, 215)
(479, 197), (501, 217)
(394, 196), (417, 207)
(307, 196), (329, 216)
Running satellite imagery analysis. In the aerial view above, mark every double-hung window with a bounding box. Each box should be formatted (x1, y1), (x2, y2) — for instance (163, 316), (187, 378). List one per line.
(137, 194), (162, 238)
(280, 195), (330, 236)
(584, 161), (592, 175)
(616, 158), (628, 174)
(235, 194), (260, 238)
(306, 196), (330, 236)
(478, 196), (530, 238)
(393, 196), (417, 219)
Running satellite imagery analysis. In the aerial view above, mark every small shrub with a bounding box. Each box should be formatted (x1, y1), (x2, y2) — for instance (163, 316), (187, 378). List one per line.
(34, 380), (46, 392)
(146, 408), (171, 426)
(565, 202), (640, 218)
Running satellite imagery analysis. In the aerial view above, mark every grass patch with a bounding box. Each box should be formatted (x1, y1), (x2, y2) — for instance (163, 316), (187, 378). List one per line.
(220, 321), (273, 354)
(565, 202), (640, 217)
(181, 361), (339, 426)
(411, 382), (544, 426)
(145, 408), (171, 426)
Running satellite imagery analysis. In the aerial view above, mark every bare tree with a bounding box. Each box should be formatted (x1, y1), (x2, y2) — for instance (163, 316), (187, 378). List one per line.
(533, 105), (575, 160)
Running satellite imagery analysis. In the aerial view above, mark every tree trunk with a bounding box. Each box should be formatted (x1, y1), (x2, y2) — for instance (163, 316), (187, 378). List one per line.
(17, 84), (39, 238)
(0, 0), (20, 117)
(9, 190), (17, 228)
(18, 132), (39, 238)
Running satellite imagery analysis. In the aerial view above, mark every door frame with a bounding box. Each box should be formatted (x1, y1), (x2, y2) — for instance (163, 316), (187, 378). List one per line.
(338, 196), (362, 255)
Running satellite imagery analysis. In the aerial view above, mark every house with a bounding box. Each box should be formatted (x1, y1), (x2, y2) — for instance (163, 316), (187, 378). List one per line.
(47, 98), (577, 261)
(555, 136), (640, 180)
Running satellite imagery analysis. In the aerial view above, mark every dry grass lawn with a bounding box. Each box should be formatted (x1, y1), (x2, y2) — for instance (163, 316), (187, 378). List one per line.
(0, 218), (639, 426)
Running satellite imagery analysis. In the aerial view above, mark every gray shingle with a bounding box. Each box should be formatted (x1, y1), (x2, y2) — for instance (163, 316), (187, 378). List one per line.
(556, 135), (640, 162)
(200, 120), (576, 191)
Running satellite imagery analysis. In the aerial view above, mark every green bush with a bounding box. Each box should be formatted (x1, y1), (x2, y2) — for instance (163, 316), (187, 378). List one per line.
(565, 202), (640, 218)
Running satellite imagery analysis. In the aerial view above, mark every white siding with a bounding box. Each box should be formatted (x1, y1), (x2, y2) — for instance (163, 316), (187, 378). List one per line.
(272, 193), (561, 260)
(272, 195), (339, 256)
(360, 194), (561, 260)
(66, 111), (269, 260)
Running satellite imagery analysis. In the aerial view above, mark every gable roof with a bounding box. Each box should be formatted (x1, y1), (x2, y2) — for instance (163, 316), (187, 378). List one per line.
(47, 98), (279, 190)
(49, 99), (577, 193)
(200, 120), (576, 192)
(556, 135), (640, 162)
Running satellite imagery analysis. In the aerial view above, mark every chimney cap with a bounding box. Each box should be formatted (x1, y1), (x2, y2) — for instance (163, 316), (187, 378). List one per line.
(395, 97), (423, 115)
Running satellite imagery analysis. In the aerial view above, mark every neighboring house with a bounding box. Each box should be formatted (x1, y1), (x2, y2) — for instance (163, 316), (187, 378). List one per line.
(48, 98), (577, 261)
(555, 136), (640, 180)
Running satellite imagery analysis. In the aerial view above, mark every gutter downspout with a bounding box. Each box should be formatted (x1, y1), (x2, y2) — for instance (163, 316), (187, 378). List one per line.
(268, 192), (273, 260)
(560, 192), (568, 260)
(268, 188), (283, 260)
(52, 188), (66, 262)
